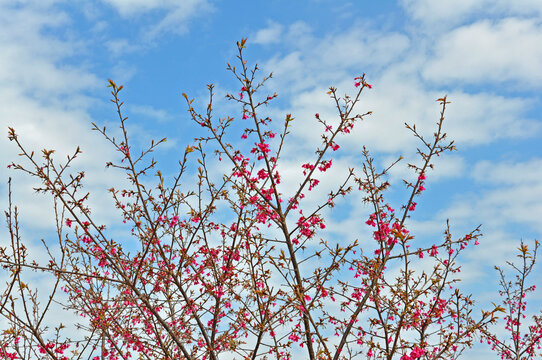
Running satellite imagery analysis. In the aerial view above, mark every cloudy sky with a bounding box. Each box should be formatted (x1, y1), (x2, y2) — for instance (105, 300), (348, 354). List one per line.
(1, 0), (541, 358)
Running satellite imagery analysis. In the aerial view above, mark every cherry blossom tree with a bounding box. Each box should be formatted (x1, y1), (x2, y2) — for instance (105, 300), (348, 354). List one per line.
(482, 240), (542, 360)
(1, 40), (526, 360)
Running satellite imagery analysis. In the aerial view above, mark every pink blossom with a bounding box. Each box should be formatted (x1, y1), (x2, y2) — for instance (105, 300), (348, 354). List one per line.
(288, 333), (300, 342)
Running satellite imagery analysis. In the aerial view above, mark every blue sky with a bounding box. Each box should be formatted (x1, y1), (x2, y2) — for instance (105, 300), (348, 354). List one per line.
(1, 0), (542, 358)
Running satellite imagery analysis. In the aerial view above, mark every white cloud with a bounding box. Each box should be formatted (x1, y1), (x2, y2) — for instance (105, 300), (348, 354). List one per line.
(436, 157), (542, 235)
(130, 104), (172, 122)
(401, 0), (542, 27)
(0, 5), (99, 100)
(401, 0), (484, 25)
(102, 0), (196, 16)
(443, 91), (540, 145)
(105, 38), (140, 57)
(109, 61), (138, 84)
(252, 21), (283, 45)
(473, 158), (542, 185)
(0, 2), (128, 231)
(424, 18), (542, 87)
(263, 21), (410, 93)
(268, 70), (539, 161)
(101, 0), (212, 39)
(465, 158), (542, 231)
(284, 21), (313, 47)
(250, 17), (540, 162)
